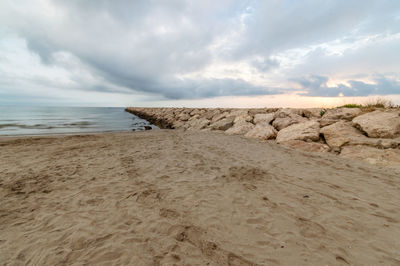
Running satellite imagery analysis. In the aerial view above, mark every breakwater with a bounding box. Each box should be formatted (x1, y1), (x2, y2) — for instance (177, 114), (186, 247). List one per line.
(126, 107), (400, 169)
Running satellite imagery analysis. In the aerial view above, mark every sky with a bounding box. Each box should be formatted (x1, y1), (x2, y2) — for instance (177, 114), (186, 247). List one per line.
(0, 0), (400, 107)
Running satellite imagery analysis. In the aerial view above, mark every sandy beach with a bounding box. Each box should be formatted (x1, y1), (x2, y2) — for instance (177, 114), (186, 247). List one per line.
(1, 130), (399, 265)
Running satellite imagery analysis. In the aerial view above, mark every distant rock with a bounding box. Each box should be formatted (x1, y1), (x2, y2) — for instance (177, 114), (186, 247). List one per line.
(253, 113), (275, 124)
(302, 108), (325, 118)
(229, 109), (249, 117)
(225, 122), (254, 135)
(276, 121), (320, 143)
(352, 110), (400, 138)
(187, 118), (210, 130)
(320, 108), (361, 127)
(202, 109), (220, 120)
(144, 126), (152, 130)
(244, 123), (277, 140)
(280, 140), (330, 153)
(211, 112), (230, 123)
(178, 113), (191, 121)
(210, 116), (235, 131)
(234, 114), (253, 124)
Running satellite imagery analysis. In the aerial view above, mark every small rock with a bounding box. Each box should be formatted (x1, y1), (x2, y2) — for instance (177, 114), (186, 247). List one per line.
(144, 126), (152, 130)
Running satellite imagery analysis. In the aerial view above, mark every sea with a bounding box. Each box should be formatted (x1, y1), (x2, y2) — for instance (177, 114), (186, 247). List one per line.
(0, 106), (157, 136)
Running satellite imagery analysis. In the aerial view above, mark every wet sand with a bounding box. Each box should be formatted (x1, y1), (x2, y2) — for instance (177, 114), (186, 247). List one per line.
(0, 130), (399, 265)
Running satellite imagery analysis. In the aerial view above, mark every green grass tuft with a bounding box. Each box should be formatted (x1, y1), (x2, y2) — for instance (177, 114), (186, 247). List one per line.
(340, 104), (362, 108)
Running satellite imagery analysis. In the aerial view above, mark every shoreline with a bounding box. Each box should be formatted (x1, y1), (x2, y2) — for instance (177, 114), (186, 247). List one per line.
(0, 129), (155, 138)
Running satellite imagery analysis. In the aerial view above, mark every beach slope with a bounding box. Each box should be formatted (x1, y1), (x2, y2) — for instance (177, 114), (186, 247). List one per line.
(0, 131), (399, 265)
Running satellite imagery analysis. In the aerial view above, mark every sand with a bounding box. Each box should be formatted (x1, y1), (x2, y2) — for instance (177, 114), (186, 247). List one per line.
(0, 130), (399, 265)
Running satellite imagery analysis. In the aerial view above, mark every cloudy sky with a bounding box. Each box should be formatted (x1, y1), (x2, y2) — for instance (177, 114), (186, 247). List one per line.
(0, 0), (399, 107)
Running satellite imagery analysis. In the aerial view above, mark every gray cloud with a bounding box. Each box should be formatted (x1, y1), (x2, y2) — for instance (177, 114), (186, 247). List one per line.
(0, 0), (399, 102)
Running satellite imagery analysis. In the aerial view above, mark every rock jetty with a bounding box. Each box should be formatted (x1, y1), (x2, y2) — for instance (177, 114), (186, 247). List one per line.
(126, 107), (400, 169)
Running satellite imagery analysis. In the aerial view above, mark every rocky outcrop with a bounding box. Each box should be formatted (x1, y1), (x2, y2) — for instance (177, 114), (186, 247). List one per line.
(125, 107), (400, 168)
(352, 110), (400, 138)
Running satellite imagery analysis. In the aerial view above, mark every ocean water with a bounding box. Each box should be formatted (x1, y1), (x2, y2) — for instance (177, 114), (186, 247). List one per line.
(0, 107), (157, 135)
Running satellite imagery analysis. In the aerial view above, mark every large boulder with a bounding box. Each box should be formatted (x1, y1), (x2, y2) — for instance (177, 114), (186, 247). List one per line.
(209, 116), (235, 131)
(272, 115), (308, 131)
(340, 145), (400, 169)
(276, 121), (320, 143)
(244, 123), (277, 140)
(225, 122), (254, 135)
(281, 140), (330, 153)
(352, 110), (400, 138)
(320, 121), (366, 151)
(321, 121), (400, 151)
(253, 113), (275, 124)
(320, 108), (362, 127)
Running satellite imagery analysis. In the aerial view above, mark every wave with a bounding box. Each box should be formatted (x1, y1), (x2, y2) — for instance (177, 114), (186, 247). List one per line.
(0, 123), (54, 129)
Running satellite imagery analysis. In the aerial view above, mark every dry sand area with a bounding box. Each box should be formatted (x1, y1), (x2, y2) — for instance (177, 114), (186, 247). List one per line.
(1, 130), (400, 265)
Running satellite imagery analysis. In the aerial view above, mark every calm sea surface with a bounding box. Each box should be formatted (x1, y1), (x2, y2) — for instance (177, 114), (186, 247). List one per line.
(0, 107), (157, 135)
